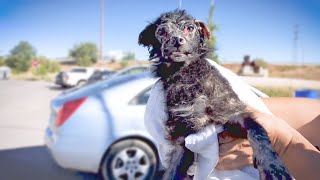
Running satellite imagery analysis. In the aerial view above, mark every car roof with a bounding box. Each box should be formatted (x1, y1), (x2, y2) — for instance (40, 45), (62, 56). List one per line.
(52, 72), (157, 106)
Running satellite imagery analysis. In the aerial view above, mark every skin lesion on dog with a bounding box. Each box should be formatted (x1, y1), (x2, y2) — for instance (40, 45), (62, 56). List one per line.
(139, 9), (292, 180)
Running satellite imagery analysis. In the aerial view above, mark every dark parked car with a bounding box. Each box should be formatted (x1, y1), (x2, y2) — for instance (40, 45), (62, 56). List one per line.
(86, 65), (150, 84)
(87, 69), (116, 84)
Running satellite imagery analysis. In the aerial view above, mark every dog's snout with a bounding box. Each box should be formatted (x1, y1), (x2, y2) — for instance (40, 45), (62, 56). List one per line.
(170, 36), (185, 47)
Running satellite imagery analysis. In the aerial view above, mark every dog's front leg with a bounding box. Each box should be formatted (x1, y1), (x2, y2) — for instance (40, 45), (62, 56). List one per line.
(162, 144), (194, 180)
(243, 117), (293, 180)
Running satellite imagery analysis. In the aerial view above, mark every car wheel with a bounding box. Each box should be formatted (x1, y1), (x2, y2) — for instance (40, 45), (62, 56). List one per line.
(76, 80), (86, 87)
(100, 139), (158, 180)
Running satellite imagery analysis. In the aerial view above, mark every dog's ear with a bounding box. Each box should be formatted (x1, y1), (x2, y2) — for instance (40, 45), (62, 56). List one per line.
(195, 20), (211, 40)
(138, 23), (159, 47)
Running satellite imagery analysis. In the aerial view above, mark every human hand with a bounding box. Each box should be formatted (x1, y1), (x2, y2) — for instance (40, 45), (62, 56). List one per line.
(216, 131), (253, 170)
(246, 106), (294, 157)
(217, 106), (295, 170)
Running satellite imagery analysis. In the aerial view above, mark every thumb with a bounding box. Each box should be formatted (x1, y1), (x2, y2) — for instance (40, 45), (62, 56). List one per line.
(185, 125), (223, 155)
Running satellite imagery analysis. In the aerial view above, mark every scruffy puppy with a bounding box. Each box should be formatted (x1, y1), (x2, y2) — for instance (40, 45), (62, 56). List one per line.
(139, 10), (292, 180)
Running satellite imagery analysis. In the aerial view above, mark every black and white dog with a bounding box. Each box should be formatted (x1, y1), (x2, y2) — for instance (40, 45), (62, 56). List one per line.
(139, 10), (292, 180)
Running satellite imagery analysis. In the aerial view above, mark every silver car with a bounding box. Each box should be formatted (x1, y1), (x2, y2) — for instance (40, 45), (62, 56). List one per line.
(46, 72), (160, 180)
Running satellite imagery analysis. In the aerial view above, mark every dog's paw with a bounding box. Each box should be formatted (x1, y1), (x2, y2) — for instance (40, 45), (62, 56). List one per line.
(259, 167), (292, 180)
(254, 157), (292, 180)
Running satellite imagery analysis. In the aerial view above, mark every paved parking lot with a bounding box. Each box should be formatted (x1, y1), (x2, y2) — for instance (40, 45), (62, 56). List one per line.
(0, 80), (96, 180)
(0, 80), (59, 149)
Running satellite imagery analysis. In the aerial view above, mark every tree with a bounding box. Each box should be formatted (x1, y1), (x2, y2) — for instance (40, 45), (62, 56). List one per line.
(69, 42), (98, 66)
(0, 56), (5, 66)
(6, 41), (36, 72)
(122, 52), (135, 61)
(206, 1), (219, 63)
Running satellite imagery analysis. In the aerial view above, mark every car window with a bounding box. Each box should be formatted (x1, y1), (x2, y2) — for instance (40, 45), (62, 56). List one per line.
(89, 70), (103, 79)
(129, 86), (152, 105)
(121, 67), (148, 75)
(71, 68), (87, 73)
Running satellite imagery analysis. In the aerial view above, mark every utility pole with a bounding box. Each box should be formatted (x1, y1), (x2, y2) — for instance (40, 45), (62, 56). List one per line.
(293, 24), (299, 64)
(100, 0), (104, 63)
(179, 0), (182, 9)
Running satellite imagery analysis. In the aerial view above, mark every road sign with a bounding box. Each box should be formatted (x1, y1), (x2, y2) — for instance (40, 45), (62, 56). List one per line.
(32, 58), (39, 68)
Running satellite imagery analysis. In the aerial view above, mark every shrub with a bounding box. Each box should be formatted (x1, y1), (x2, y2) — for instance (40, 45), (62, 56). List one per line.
(6, 41), (36, 73)
(120, 60), (129, 68)
(0, 56), (5, 66)
(32, 56), (61, 76)
(253, 58), (269, 69)
(122, 52), (135, 61)
(255, 86), (294, 97)
(39, 57), (61, 73)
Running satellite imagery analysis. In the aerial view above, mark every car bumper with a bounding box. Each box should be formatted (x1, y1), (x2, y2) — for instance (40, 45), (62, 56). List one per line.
(55, 79), (71, 87)
(45, 127), (105, 173)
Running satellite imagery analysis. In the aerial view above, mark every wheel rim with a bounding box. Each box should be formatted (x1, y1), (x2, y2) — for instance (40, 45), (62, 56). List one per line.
(111, 147), (150, 180)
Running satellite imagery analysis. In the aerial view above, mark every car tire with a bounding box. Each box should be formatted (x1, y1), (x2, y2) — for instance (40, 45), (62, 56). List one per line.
(100, 139), (158, 180)
(76, 80), (86, 87)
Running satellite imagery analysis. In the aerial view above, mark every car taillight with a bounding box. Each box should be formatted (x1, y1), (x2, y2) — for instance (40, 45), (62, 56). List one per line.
(63, 74), (69, 80)
(56, 97), (87, 126)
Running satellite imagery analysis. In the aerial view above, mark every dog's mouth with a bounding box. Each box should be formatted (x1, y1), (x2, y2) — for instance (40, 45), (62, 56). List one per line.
(170, 52), (191, 61)
(162, 49), (192, 62)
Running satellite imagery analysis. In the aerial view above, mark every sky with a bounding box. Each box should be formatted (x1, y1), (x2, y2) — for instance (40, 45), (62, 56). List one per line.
(0, 0), (320, 64)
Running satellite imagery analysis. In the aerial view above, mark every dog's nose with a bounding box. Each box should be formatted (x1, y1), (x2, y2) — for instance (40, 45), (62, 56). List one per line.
(171, 36), (185, 47)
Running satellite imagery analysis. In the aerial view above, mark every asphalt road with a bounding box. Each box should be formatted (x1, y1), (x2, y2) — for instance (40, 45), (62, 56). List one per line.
(0, 80), (97, 180)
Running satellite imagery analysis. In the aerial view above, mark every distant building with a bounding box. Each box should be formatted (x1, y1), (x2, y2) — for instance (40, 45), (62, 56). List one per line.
(105, 50), (134, 61)
(54, 57), (76, 65)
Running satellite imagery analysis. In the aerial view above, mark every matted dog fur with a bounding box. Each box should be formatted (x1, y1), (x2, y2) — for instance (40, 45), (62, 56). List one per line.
(139, 9), (292, 180)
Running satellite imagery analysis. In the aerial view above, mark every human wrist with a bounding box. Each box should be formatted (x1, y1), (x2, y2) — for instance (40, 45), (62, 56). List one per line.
(280, 127), (320, 179)
(252, 111), (294, 158)
(271, 120), (295, 158)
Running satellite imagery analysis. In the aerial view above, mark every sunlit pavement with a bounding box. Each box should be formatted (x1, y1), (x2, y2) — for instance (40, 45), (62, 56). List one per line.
(0, 80), (88, 179)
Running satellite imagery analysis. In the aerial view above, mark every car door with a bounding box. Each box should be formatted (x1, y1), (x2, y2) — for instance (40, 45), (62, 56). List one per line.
(114, 86), (152, 137)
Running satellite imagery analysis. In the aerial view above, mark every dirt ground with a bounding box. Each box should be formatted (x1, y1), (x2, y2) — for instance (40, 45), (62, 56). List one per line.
(33, 60), (320, 82)
(101, 60), (320, 81)
(222, 63), (320, 81)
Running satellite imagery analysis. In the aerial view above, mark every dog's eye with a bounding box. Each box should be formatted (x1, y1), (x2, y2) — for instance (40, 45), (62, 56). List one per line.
(187, 26), (194, 32)
(156, 27), (167, 37)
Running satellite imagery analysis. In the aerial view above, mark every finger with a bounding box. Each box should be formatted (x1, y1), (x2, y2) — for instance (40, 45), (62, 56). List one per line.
(216, 151), (253, 170)
(187, 162), (197, 175)
(218, 131), (236, 144)
(219, 139), (251, 156)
